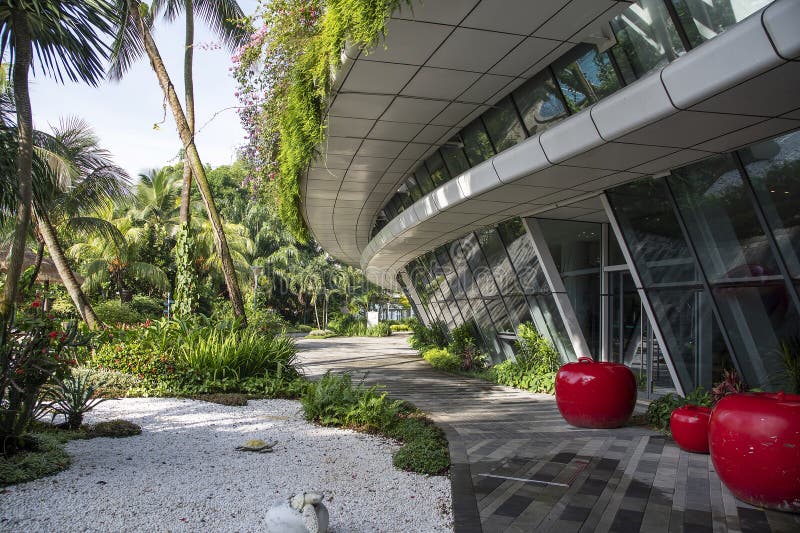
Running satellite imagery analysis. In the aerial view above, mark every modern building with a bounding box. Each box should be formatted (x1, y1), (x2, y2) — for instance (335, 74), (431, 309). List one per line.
(301, 0), (800, 398)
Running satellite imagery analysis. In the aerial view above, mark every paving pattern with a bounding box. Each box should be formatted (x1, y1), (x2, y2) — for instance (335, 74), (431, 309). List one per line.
(296, 336), (800, 533)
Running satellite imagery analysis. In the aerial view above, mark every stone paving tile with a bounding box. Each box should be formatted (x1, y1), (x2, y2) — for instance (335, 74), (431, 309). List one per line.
(296, 336), (800, 533)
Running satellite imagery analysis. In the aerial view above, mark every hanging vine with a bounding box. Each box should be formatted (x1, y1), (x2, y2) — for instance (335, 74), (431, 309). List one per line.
(173, 223), (198, 317)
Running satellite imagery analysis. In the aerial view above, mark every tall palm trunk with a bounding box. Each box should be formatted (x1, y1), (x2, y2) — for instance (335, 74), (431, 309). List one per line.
(132, 7), (246, 324)
(1, 10), (33, 338)
(34, 213), (99, 330)
(179, 0), (194, 225)
(26, 239), (45, 291)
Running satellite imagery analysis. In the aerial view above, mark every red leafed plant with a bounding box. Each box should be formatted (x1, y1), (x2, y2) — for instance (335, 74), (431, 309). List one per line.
(711, 368), (746, 405)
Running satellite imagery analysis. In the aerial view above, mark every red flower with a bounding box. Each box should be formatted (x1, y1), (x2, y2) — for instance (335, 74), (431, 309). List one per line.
(48, 331), (58, 339)
(31, 300), (42, 308)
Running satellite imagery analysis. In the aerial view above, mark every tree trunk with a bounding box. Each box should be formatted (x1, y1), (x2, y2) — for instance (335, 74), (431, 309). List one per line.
(1, 10), (34, 340)
(26, 240), (45, 291)
(34, 213), (99, 329)
(313, 299), (320, 330)
(133, 7), (246, 325)
(179, 0), (194, 225)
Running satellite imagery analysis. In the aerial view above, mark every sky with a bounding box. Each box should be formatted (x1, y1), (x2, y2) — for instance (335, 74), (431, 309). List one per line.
(28, 0), (260, 181)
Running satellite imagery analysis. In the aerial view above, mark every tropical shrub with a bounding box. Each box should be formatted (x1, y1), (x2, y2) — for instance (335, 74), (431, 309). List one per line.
(389, 324), (409, 332)
(422, 348), (461, 371)
(90, 334), (178, 382)
(710, 368), (746, 404)
(128, 295), (164, 319)
(295, 324), (314, 333)
(40, 373), (111, 429)
(408, 318), (449, 351)
(248, 308), (290, 336)
(645, 387), (712, 432)
(93, 300), (143, 325)
(307, 329), (337, 338)
(1, 301), (87, 456)
(300, 372), (448, 475)
(487, 323), (560, 394)
(365, 323), (391, 337)
(328, 313), (366, 336)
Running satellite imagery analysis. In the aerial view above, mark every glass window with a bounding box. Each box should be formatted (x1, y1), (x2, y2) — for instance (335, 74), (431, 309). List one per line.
(552, 44), (622, 113)
(414, 167), (436, 195)
(385, 196), (403, 219)
(460, 234), (514, 335)
(670, 0), (773, 48)
(425, 151), (452, 188)
(482, 97), (527, 153)
(512, 69), (569, 136)
(461, 119), (496, 167)
(476, 228), (533, 329)
(740, 130), (800, 279)
(396, 184), (415, 209)
(405, 175), (423, 202)
(440, 138), (470, 177)
(610, 0), (686, 83)
(536, 218), (602, 355)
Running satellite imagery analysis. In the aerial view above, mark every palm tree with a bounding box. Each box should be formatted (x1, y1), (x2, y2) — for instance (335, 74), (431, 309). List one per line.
(127, 167), (181, 227)
(109, 0), (248, 323)
(0, 1), (117, 336)
(32, 118), (130, 328)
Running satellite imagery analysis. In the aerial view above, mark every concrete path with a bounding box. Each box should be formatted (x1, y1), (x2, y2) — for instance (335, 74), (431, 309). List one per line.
(296, 336), (799, 533)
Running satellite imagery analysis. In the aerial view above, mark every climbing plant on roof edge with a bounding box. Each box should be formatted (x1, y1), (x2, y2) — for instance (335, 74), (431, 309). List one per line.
(233, 0), (409, 242)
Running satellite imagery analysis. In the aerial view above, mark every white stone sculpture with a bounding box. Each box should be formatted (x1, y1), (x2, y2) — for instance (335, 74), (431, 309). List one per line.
(264, 491), (329, 533)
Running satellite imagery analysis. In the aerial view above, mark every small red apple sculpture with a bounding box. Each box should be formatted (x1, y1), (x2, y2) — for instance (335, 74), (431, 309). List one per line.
(555, 356), (636, 428)
(709, 392), (800, 512)
(670, 405), (711, 453)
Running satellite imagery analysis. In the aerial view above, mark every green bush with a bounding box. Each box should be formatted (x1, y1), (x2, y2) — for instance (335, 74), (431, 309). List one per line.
(422, 348), (461, 371)
(93, 300), (143, 325)
(0, 434), (71, 486)
(90, 333), (179, 381)
(295, 324), (314, 333)
(408, 318), (449, 351)
(307, 329), (337, 338)
(300, 372), (448, 475)
(645, 387), (712, 432)
(248, 308), (290, 336)
(128, 295), (164, 318)
(389, 324), (409, 332)
(365, 323), (391, 337)
(487, 323), (561, 394)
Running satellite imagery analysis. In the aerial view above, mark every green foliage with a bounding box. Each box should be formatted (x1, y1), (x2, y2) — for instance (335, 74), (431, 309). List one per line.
(422, 348), (461, 371)
(1, 304), (88, 456)
(300, 372), (448, 475)
(365, 322), (391, 337)
(93, 300), (144, 325)
(711, 368), (746, 404)
(71, 367), (143, 398)
(128, 295), (163, 318)
(486, 323), (561, 394)
(328, 313), (366, 335)
(389, 324), (409, 332)
(88, 419), (141, 438)
(645, 388), (712, 432)
(779, 337), (800, 394)
(40, 373), (111, 429)
(307, 329), (337, 338)
(173, 224), (199, 318)
(408, 318), (449, 351)
(295, 324), (313, 333)
(90, 331), (179, 381)
(248, 308), (290, 336)
(178, 327), (298, 382)
(447, 322), (488, 371)
(0, 434), (70, 486)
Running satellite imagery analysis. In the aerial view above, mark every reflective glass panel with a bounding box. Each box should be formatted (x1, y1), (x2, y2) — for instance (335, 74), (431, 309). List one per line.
(476, 228), (533, 328)
(610, 0), (686, 83)
(414, 167), (436, 195)
(741, 130), (800, 279)
(426, 151), (452, 188)
(552, 44), (621, 113)
(671, 0), (773, 48)
(482, 97), (527, 153)
(405, 175), (423, 201)
(461, 119), (496, 167)
(440, 138), (470, 177)
(512, 69), (569, 136)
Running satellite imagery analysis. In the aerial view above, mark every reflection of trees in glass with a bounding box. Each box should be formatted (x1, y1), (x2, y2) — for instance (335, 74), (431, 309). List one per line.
(671, 0), (744, 48)
(462, 120), (496, 166)
(483, 98), (526, 152)
(553, 44), (620, 113)
(610, 0), (685, 81)
(512, 71), (567, 135)
(440, 142), (468, 177)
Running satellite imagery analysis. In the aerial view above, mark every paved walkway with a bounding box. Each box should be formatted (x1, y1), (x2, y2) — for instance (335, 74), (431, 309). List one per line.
(296, 336), (800, 533)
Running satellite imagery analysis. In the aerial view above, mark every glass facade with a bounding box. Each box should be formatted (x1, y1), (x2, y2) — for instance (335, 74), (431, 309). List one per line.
(372, 0), (775, 240)
(372, 0), (793, 398)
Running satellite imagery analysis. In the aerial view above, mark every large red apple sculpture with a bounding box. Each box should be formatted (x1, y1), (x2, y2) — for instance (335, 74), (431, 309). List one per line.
(555, 356), (636, 428)
(670, 405), (711, 453)
(709, 392), (800, 512)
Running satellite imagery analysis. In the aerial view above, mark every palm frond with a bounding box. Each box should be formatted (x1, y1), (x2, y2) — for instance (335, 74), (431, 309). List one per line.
(126, 261), (171, 291)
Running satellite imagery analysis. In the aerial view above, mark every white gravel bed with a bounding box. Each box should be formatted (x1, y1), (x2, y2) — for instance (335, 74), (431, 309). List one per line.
(0, 398), (452, 532)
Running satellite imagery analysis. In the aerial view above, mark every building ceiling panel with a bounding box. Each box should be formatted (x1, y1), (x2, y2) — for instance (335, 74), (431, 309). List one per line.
(367, 121), (426, 142)
(326, 116), (375, 138)
(458, 74), (516, 104)
(328, 93), (393, 120)
(427, 27), (524, 72)
(490, 37), (561, 77)
(343, 61), (418, 94)
(360, 19), (452, 65)
(381, 97), (450, 123)
(392, 0), (479, 26)
(356, 139), (408, 158)
(401, 67), (481, 100)
(462, 0), (566, 35)
(323, 137), (363, 156)
(533, 0), (618, 41)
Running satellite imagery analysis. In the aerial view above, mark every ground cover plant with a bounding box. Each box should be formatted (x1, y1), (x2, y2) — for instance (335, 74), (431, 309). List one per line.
(301, 372), (449, 475)
(488, 324), (560, 394)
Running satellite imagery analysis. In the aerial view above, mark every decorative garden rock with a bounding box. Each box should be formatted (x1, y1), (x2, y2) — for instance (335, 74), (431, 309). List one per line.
(670, 405), (711, 453)
(264, 492), (329, 533)
(235, 439), (277, 453)
(709, 392), (800, 512)
(555, 356), (637, 428)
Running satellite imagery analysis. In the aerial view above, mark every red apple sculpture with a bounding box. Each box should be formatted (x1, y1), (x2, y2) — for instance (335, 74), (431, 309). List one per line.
(670, 405), (711, 453)
(709, 392), (800, 512)
(555, 357), (636, 428)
